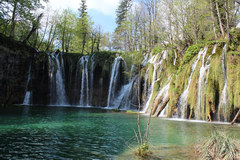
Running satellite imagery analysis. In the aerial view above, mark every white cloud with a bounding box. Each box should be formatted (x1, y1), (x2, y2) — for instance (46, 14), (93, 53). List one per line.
(47, 0), (120, 16)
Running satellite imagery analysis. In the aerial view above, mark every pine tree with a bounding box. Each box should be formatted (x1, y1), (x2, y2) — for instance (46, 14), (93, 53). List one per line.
(77, 0), (90, 54)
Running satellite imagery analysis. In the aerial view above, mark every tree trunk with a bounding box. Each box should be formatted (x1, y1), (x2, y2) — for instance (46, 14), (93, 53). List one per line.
(210, 0), (218, 39)
(156, 97), (170, 117)
(10, 0), (18, 38)
(225, 0), (230, 42)
(231, 109), (240, 125)
(216, 1), (225, 38)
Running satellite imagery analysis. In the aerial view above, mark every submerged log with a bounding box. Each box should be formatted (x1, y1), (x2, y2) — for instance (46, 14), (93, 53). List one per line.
(156, 96), (170, 117)
(231, 109), (240, 125)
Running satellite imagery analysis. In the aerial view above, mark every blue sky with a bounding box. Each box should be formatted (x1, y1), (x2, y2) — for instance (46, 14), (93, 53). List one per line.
(47, 0), (120, 33)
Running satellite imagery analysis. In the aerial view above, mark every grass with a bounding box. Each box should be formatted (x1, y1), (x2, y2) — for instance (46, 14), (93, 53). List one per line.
(196, 130), (240, 160)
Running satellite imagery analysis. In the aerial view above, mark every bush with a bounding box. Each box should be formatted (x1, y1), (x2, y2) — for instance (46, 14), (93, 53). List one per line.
(196, 130), (240, 160)
(134, 143), (152, 158)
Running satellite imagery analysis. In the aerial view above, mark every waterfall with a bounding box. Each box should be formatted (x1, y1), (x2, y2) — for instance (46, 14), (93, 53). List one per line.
(153, 83), (170, 117)
(90, 54), (95, 105)
(112, 76), (137, 109)
(107, 56), (122, 107)
(174, 50), (177, 66)
(143, 51), (168, 113)
(48, 53), (68, 105)
(55, 54), (68, 105)
(196, 48), (213, 120)
(23, 63), (32, 105)
(218, 44), (228, 121)
(178, 48), (207, 119)
(79, 56), (90, 106)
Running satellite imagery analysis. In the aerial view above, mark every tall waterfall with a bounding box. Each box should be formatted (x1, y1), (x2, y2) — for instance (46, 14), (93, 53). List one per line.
(107, 56), (122, 107)
(79, 56), (90, 106)
(195, 46), (217, 120)
(49, 53), (68, 105)
(218, 44), (228, 121)
(55, 55), (68, 105)
(112, 76), (137, 109)
(178, 48), (208, 119)
(23, 63), (32, 105)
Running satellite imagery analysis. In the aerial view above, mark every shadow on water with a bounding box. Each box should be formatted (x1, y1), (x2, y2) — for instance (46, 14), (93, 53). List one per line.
(0, 106), (239, 159)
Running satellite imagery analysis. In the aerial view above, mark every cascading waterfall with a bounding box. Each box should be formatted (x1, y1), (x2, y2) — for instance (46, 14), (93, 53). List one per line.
(107, 56), (122, 107)
(196, 48), (209, 119)
(218, 44), (228, 121)
(23, 63), (32, 105)
(55, 54), (68, 105)
(112, 76), (137, 109)
(79, 56), (90, 106)
(143, 51), (168, 113)
(178, 48), (208, 119)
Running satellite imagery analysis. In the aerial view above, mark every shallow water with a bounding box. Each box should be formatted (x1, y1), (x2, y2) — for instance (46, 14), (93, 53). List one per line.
(0, 106), (239, 159)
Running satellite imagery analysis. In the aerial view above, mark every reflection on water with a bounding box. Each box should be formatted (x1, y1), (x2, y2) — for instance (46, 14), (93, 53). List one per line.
(0, 106), (239, 159)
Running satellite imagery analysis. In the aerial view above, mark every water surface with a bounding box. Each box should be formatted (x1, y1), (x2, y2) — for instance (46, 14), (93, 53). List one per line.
(0, 106), (239, 159)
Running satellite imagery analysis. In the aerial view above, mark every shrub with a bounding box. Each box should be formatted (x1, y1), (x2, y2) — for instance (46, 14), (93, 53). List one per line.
(196, 130), (240, 160)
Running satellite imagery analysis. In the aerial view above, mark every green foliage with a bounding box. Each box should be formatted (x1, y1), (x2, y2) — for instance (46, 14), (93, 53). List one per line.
(135, 143), (151, 158)
(196, 130), (240, 160)
(152, 46), (164, 55)
(229, 27), (240, 50)
(177, 44), (200, 74)
(228, 51), (240, 56)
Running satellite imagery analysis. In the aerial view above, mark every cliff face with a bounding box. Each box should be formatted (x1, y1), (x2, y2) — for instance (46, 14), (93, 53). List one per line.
(0, 34), (34, 105)
(0, 34), (239, 122)
(0, 35), (124, 106)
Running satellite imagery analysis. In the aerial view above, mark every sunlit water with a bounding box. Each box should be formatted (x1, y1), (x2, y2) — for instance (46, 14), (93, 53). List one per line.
(0, 106), (239, 159)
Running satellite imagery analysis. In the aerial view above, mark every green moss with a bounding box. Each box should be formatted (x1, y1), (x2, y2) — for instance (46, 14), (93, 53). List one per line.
(148, 64), (154, 85)
(152, 46), (164, 55)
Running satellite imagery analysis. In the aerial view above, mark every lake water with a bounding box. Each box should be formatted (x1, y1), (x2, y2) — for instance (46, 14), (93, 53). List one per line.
(0, 106), (239, 159)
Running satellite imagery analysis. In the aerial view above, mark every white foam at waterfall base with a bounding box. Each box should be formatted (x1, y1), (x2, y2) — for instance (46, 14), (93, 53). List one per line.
(23, 91), (31, 105)
(178, 48), (207, 119)
(22, 63), (32, 105)
(107, 56), (122, 107)
(55, 55), (68, 105)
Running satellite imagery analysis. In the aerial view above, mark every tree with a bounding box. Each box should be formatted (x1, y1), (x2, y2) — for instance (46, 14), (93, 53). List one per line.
(7, 0), (48, 39)
(76, 0), (91, 54)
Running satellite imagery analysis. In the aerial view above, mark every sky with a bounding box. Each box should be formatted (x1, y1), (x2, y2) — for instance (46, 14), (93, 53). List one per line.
(47, 0), (120, 33)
